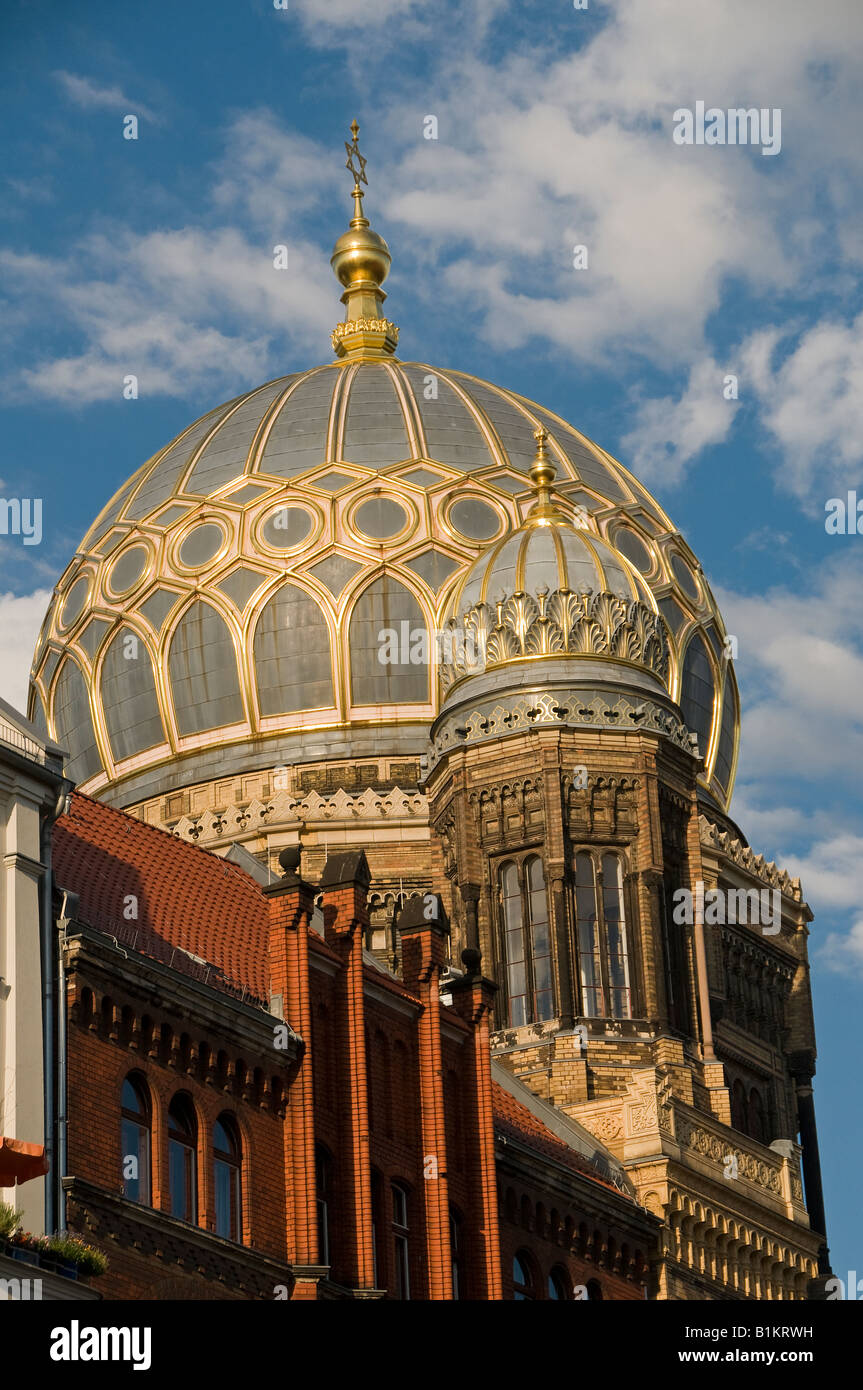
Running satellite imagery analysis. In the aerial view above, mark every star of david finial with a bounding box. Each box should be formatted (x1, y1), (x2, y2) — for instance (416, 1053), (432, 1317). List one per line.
(345, 118), (368, 190)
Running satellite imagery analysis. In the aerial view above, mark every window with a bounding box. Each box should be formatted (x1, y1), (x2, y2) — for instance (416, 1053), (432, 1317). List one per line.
(548, 1266), (571, 1300)
(213, 1116), (241, 1241)
(731, 1079), (747, 1132)
(587, 1278), (604, 1301)
(513, 1251), (535, 1300)
(121, 1075), (151, 1204)
(748, 1088), (766, 1144)
(450, 1209), (464, 1300)
(168, 1094), (197, 1223)
(574, 851), (633, 1019)
(499, 857), (555, 1027)
(602, 854), (632, 1019)
(316, 1145), (332, 1265)
(391, 1183), (411, 1299)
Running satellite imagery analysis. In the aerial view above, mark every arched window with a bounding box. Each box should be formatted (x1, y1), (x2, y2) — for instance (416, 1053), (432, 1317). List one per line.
(587, 1278), (604, 1301)
(168, 1094), (197, 1224)
(574, 851), (633, 1019)
(499, 857), (554, 1027)
(513, 1250), (535, 1300)
(602, 853), (632, 1019)
(680, 632), (716, 760)
(121, 1074), (151, 1205)
(501, 861), (527, 1026)
(213, 1115), (242, 1241)
(548, 1266), (571, 1300)
(349, 575), (429, 706)
(168, 600), (244, 736)
(575, 853), (604, 1016)
(526, 856), (553, 1021)
(450, 1209), (464, 1300)
(391, 1183), (411, 1299)
(316, 1145), (332, 1265)
(53, 656), (103, 784)
(253, 583), (334, 715)
(101, 627), (164, 760)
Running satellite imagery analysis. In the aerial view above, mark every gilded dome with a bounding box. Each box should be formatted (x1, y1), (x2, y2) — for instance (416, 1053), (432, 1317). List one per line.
(27, 131), (740, 813)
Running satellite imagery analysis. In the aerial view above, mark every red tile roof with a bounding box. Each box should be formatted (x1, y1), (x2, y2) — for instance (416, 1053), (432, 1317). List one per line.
(53, 792), (270, 1004)
(492, 1080), (631, 1199)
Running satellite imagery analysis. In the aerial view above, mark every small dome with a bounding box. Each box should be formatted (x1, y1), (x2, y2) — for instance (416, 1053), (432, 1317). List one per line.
(439, 434), (670, 696)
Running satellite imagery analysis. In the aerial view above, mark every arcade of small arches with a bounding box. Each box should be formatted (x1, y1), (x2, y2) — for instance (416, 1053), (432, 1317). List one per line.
(663, 1191), (817, 1299)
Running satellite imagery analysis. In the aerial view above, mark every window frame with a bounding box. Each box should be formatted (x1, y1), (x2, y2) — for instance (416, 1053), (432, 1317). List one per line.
(572, 848), (636, 1020)
(391, 1181), (411, 1300)
(167, 1092), (198, 1225)
(212, 1114), (242, 1243)
(495, 852), (556, 1027)
(120, 1073), (152, 1206)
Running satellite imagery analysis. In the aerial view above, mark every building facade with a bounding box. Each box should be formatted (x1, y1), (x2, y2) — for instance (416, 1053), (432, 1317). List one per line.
(21, 125), (830, 1298)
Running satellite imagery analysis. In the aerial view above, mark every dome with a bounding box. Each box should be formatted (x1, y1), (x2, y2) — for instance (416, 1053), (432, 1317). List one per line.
(28, 134), (740, 813)
(437, 435), (670, 701)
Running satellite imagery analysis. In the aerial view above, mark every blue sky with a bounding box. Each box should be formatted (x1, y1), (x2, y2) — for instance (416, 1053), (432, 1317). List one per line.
(1, 0), (860, 1277)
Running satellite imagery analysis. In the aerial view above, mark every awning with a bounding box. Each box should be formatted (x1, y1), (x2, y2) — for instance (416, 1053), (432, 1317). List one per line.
(0, 1137), (49, 1186)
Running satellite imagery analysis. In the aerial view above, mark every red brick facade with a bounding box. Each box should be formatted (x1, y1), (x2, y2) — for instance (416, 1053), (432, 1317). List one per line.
(54, 792), (658, 1300)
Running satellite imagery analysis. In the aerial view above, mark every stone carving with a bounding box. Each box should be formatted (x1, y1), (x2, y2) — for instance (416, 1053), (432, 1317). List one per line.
(171, 785), (426, 846)
(441, 587), (670, 689)
(699, 816), (803, 901)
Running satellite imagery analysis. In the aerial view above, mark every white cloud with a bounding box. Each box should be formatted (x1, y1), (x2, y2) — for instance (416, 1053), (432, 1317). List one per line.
(719, 552), (863, 972)
(620, 356), (738, 485)
(740, 314), (863, 502)
(54, 71), (158, 123)
(0, 590), (52, 713)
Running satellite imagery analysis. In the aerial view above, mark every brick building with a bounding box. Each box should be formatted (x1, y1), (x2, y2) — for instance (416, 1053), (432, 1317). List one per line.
(51, 790), (656, 1299)
(22, 125), (830, 1299)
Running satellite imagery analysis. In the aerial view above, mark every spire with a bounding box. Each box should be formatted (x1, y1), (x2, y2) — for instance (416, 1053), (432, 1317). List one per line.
(330, 120), (399, 361)
(527, 426), (563, 523)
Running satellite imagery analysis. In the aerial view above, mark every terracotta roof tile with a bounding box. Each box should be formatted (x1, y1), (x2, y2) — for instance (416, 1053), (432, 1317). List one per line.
(492, 1080), (631, 1199)
(53, 792), (269, 1003)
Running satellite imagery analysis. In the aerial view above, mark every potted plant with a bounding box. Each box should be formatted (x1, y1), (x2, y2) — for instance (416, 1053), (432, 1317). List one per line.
(45, 1232), (108, 1279)
(0, 1200), (21, 1250)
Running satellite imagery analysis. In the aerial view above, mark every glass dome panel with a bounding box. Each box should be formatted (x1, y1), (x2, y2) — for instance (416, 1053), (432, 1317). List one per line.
(168, 600), (244, 736)
(349, 576), (429, 705)
(254, 584), (334, 715)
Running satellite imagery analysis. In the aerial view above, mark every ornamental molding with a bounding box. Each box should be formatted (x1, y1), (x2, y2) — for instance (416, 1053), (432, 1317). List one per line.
(699, 816), (803, 902)
(169, 785), (427, 845)
(441, 588), (670, 689)
(427, 691), (693, 770)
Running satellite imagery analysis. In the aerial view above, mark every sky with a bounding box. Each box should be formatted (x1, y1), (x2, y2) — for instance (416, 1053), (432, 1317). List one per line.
(0, 0), (860, 1280)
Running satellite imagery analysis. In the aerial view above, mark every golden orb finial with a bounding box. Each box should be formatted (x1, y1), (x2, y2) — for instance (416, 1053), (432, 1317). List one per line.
(527, 425), (559, 520)
(330, 119), (399, 361)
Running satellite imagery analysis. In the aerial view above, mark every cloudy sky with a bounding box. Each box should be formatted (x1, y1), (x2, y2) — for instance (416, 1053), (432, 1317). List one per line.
(1, 0), (860, 1276)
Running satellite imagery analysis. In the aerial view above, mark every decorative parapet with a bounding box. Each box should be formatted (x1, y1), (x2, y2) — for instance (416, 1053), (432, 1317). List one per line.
(699, 817), (804, 902)
(441, 588), (670, 689)
(425, 690), (694, 773)
(170, 785), (427, 847)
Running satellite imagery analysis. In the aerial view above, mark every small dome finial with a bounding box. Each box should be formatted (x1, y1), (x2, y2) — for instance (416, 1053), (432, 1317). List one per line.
(528, 425), (558, 519)
(330, 119), (399, 361)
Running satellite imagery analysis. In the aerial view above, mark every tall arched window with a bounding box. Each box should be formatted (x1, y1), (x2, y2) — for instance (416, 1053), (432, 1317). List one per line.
(575, 853), (604, 1017)
(253, 583), (334, 715)
(499, 857), (554, 1026)
(213, 1115), (241, 1241)
(574, 851), (634, 1019)
(349, 575), (429, 706)
(513, 1251), (535, 1300)
(526, 856), (553, 1022)
(121, 1074), (151, 1205)
(168, 600), (244, 736)
(391, 1183), (411, 1299)
(316, 1145), (332, 1265)
(602, 853), (632, 1019)
(501, 861), (527, 1026)
(168, 1094), (197, 1224)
